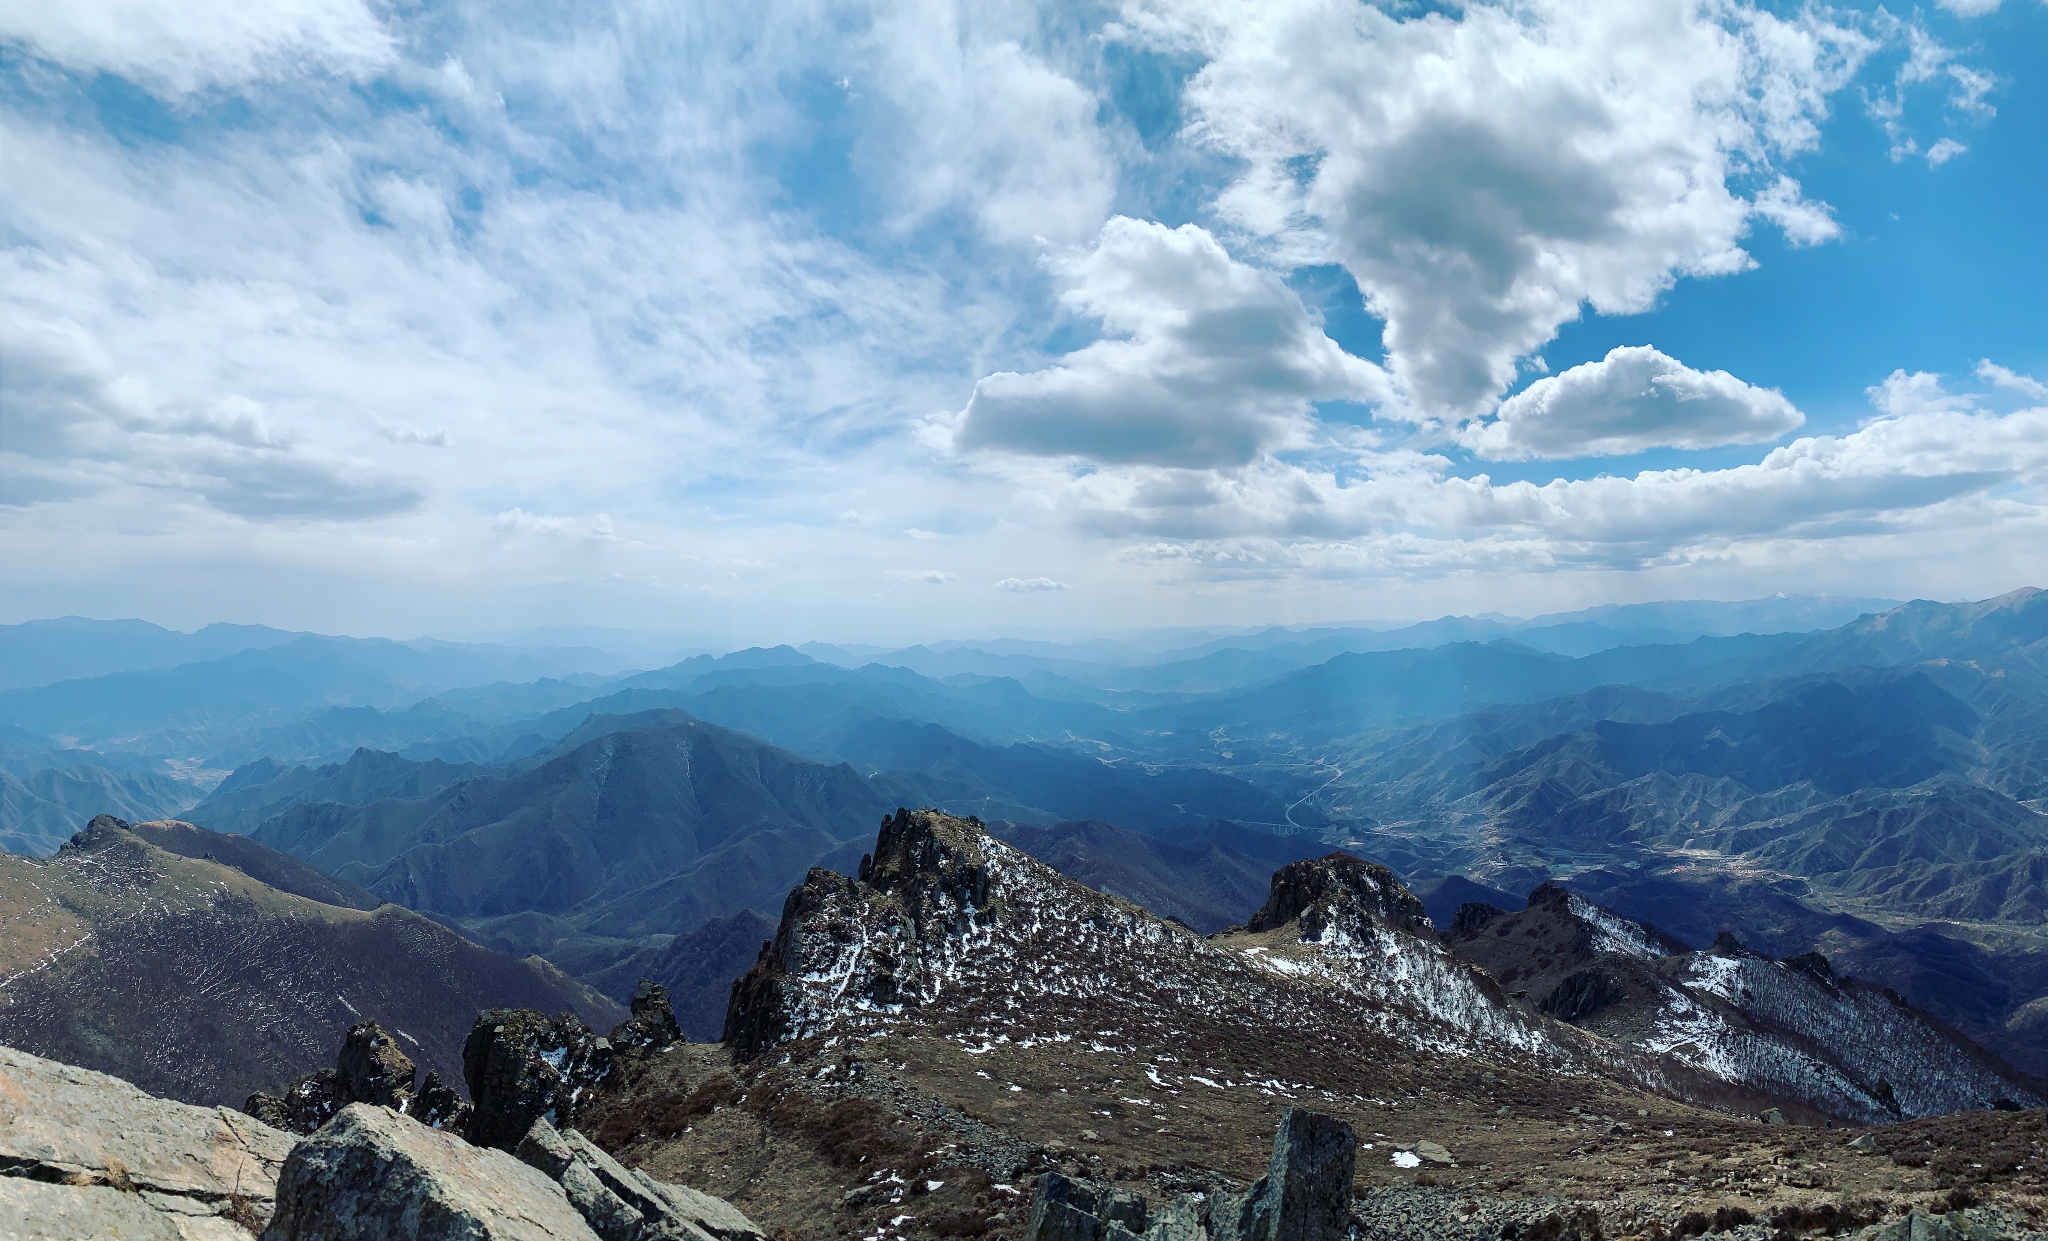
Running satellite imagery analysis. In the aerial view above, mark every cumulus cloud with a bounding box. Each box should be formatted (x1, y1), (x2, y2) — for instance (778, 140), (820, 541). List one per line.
(1867, 369), (1974, 417)
(883, 569), (956, 584)
(995, 576), (1068, 592)
(1462, 345), (1804, 460)
(0, 0), (394, 95)
(1125, 0), (1878, 418)
(955, 218), (1388, 468)
(1025, 379), (2046, 572)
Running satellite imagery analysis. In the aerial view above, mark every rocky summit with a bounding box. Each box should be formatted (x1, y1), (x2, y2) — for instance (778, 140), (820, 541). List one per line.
(568, 808), (2048, 1241)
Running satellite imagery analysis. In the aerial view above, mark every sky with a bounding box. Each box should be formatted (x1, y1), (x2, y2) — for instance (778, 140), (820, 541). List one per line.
(1, 0), (2043, 645)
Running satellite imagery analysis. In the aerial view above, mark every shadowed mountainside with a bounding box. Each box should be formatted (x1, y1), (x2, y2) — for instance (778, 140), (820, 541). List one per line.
(0, 816), (619, 1108)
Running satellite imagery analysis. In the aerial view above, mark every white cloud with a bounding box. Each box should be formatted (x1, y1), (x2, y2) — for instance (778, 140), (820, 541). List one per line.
(492, 509), (615, 540)
(1867, 369), (1974, 418)
(903, 528), (941, 539)
(0, 0), (394, 95)
(859, 21), (1116, 245)
(955, 217), (1388, 468)
(0, 315), (423, 520)
(1978, 360), (2048, 401)
(1750, 177), (1842, 247)
(1135, 0), (1874, 418)
(1013, 371), (2046, 573)
(1924, 137), (1967, 165)
(1936, 0), (2003, 15)
(883, 568), (956, 584)
(995, 576), (1068, 592)
(1462, 345), (1804, 461)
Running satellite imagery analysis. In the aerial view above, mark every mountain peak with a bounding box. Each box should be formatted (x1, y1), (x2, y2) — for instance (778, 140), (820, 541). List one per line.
(1246, 851), (1431, 937)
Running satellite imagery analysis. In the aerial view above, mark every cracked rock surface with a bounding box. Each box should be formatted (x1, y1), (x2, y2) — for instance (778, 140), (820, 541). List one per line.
(0, 1044), (293, 1239)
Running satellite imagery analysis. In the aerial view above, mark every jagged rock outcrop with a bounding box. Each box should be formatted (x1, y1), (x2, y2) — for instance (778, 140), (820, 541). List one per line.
(464, 1008), (614, 1151)
(1540, 967), (1630, 1021)
(246, 1019), (471, 1135)
(0, 1043), (295, 1239)
(260, 1102), (601, 1240)
(1023, 1108), (1357, 1241)
(1246, 852), (1431, 938)
(726, 809), (1002, 1060)
(610, 981), (683, 1053)
(1237, 1108), (1357, 1241)
(515, 1116), (766, 1241)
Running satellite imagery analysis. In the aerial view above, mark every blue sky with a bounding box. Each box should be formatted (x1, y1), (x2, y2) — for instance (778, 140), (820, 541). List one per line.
(0, 0), (2042, 644)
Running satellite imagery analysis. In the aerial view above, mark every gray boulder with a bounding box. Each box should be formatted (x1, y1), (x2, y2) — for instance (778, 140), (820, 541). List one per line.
(0, 1043), (294, 1239)
(1023, 1108), (1356, 1241)
(1238, 1108), (1357, 1241)
(515, 1116), (766, 1241)
(1025, 1173), (1118, 1241)
(260, 1103), (600, 1240)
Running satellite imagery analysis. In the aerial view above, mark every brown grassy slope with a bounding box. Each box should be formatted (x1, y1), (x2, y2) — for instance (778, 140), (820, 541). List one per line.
(0, 818), (620, 1107)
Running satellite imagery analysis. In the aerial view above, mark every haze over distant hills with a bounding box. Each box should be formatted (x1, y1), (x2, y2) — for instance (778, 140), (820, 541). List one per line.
(5, 588), (2046, 1079)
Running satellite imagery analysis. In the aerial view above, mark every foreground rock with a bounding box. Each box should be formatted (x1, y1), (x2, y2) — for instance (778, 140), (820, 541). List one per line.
(1024, 1107), (1357, 1241)
(516, 1116), (765, 1241)
(0, 1044), (295, 1239)
(260, 1103), (600, 1240)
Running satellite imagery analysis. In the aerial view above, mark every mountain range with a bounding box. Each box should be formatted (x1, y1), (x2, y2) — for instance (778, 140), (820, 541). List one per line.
(4, 588), (2046, 1086)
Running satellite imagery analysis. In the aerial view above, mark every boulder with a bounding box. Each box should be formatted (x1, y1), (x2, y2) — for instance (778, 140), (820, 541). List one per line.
(515, 1116), (767, 1241)
(1238, 1107), (1357, 1241)
(1025, 1173), (1116, 1241)
(0, 1044), (294, 1239)
(260, 1103), (600, 1240)
(465, 1009), (614, 1151)
(1023, 1109), (1356, 1241)
(1413, 1141), (1454, 1167)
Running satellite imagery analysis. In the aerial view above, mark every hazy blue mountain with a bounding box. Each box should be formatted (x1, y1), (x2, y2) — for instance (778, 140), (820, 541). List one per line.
(0, 724), (165, 779)
(0, 765), (205, 856)
(184, 747), (494, 835)
(252, 714), (896, 956)
(0, 617), (306, 690)
(0, 635), (631, 751)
